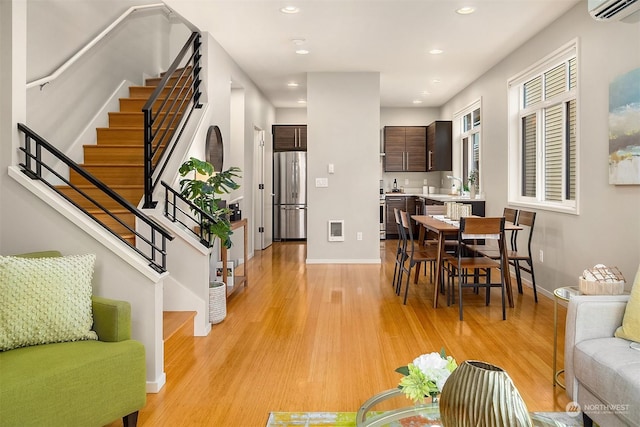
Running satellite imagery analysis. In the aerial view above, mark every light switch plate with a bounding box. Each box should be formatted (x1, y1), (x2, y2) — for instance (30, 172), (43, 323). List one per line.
(315, 177), (329, 187)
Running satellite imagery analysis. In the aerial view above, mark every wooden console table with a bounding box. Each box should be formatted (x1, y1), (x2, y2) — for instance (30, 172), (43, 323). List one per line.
(221, 218), (248, 298)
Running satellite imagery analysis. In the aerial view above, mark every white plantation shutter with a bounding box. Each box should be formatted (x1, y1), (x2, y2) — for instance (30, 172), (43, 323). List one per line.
(522, 114), (537, 197)
(567, 99), (577, 200)
(545, 104), (563, 201)
(524, 76), (542, 108)
(545, 64), (566, 99)
(569, 57), (577, 90)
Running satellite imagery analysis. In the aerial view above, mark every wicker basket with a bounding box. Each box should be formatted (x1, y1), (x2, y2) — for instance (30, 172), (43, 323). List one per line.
(578, 265), (625, 295)
(578, 277), (625, 295)
(209, 281), (227, 324)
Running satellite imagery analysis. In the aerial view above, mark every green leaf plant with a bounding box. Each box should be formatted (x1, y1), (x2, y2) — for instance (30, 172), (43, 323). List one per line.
(178, 157), (241, 249)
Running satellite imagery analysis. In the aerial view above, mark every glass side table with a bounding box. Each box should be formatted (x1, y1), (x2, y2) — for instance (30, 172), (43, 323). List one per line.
(553, 286), (581, 389)
(356, 389), (440, 427)
(357, 388), (585, 426)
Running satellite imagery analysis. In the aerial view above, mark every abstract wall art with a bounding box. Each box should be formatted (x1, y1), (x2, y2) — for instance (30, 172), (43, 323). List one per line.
(608, 67), (640, 185)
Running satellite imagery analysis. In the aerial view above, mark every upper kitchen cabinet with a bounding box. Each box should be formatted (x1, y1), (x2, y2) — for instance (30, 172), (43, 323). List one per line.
(426, 121), (452, 171)
(383, 126), (427, 172)
(273, 125), (307, 151)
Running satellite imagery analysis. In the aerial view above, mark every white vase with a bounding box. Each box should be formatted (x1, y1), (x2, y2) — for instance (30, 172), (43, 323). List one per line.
(209, 281), (227, 324)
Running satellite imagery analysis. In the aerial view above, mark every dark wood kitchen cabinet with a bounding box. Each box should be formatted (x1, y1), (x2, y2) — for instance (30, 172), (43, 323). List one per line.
(426, 121), (452, 171)
(383, 126), (427, 172)
(273, 125), (307, 151)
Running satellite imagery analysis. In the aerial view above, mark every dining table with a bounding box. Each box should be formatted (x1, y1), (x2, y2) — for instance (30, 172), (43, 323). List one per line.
(412, 214), (521, 309)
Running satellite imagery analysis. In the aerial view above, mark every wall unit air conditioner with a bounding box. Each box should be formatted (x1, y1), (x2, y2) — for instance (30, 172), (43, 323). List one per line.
(588, 0), (640, 21)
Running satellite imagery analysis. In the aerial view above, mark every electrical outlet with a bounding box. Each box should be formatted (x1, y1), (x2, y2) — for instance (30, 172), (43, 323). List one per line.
(356, 232), (363, 241)
(404, 179), (409, 185)
(539, 250), (544, 263)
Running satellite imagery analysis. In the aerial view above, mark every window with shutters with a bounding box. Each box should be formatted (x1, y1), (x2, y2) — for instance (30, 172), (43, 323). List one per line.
(507, 40), (578, 214)
(455, 99), (481, 192)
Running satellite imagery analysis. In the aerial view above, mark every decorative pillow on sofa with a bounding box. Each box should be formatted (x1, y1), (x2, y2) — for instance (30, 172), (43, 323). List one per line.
(615, 264), (640, 343)
(0, 254), (98, 351)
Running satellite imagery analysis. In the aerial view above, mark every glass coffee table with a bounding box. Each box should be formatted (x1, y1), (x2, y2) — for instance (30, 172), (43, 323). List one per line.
(357, 389), (584, 427)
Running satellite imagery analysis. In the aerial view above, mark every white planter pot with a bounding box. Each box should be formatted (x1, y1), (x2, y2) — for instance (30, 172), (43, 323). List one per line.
(209, 281), (227, 324)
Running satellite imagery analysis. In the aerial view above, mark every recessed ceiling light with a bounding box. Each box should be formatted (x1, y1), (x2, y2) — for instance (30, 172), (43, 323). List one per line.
(412, 100), (423, 104)
(421, 90), (431, 95)
(287, 82), (299, 87)
(297, 99), (307, 104)
(432, 79), (441, 84)
(295, 49), (309, 55)
(280, 6), (300, 14)
(429, 49), (444, 55)
(456, 6), (475, 15)
(291, 38), (306, 45)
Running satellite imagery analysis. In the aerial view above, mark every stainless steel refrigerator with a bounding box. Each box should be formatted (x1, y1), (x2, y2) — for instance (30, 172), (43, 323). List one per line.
(274, 152), (307, 240)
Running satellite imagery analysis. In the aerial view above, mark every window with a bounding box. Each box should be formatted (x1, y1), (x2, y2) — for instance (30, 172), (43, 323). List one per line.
(455, 100), (481, 191)
(508, 40), (578, 214)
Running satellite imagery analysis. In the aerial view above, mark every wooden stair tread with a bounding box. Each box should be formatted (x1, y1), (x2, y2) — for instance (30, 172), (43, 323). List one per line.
(163, 311), (196, 341)
(57, 184), (143, 189)
(78, 163), (144, 167)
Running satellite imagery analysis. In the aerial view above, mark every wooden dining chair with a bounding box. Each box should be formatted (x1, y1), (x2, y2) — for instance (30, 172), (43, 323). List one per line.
(392, 208), (407, 293)
(422, 205), (447, 247)
(465, 207), (518, 255)
(399, 210), (438, 305)
(467, 210), (537, 303)
(443, 216), (507, 320)
(506, 210), (538, 302)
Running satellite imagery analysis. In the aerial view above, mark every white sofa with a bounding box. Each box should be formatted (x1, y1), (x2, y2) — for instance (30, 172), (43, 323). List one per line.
(565, 294), (640, 426)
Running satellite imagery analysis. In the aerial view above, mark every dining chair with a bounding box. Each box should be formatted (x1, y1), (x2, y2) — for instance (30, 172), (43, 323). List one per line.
(443, 216), (507, 320)
(399, 210), (438, 305)
(467, 210), (537, 303)
(465, 207), (518, 255)
(422, 205), (447, 246)
(506, 210), (538, 302)
(392, 208), (407, 293)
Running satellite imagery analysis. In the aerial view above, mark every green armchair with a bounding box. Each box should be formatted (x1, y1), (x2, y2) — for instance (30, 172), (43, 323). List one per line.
(0, 252), (146, 427)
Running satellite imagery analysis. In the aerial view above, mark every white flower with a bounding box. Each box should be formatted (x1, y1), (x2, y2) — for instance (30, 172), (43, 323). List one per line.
(412, 352), (455, 393)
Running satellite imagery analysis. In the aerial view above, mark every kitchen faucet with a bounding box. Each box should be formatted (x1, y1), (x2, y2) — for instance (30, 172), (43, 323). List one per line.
(446, 175), (463, 195)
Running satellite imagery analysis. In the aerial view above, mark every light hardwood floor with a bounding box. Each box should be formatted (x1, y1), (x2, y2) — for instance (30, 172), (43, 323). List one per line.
(132, 240), (570, 426)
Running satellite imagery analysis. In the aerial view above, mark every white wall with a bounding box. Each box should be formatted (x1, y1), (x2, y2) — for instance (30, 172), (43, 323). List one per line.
(306, 72), (380, 263)
(440, 3), (640, 291)
(25, 0), (173, 155)
(275, 108), (308, 124)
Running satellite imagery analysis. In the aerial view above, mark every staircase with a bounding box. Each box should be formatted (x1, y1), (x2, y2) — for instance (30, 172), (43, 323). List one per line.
(56, 70), (190, 244)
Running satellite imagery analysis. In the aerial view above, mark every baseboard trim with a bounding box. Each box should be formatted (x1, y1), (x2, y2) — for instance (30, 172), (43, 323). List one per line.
(146, 372), (166, 393)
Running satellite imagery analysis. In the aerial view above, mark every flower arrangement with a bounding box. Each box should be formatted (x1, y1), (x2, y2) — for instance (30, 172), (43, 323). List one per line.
(395, 349), (457, 403)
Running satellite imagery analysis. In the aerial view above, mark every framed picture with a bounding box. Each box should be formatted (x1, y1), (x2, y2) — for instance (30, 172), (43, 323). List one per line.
(608, 67), (640, 185)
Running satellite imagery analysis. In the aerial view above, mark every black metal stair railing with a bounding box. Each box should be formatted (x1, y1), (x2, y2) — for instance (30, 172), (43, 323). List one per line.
(161, 181), (219, 248)
(17, 123), (174, 273)
(143, 32), (202, 209)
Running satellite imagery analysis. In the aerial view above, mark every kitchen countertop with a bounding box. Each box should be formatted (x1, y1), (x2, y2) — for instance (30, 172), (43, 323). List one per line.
(384, 192), (485, 202)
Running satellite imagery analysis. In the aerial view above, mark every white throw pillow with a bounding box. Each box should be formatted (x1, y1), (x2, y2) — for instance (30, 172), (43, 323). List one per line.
(0, 254), (98, 351)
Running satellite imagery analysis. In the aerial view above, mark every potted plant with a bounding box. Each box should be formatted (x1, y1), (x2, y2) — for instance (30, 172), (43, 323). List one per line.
(178, 157), (241, 324)
(178, 157), (241, 248)
(468, 169), (478, 198)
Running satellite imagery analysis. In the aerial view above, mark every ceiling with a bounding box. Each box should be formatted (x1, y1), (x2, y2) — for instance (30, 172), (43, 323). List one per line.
(168, 0), (582, 109)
